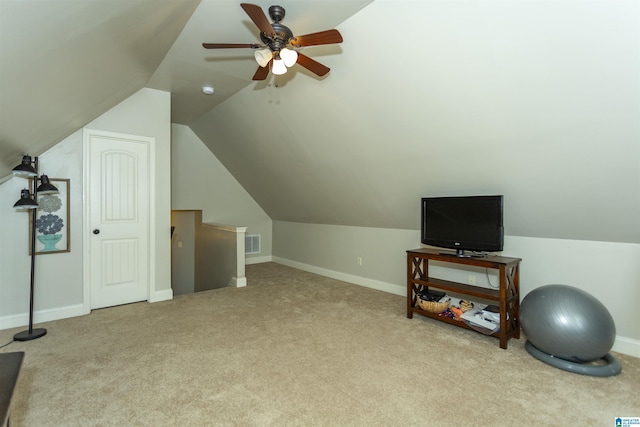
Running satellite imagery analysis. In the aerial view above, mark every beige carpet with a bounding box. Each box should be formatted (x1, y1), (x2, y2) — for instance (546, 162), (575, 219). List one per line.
(1, 262), (638, 426)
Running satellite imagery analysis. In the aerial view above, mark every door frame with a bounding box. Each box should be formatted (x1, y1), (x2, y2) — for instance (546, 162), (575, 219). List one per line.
(82, 128), (156, 313)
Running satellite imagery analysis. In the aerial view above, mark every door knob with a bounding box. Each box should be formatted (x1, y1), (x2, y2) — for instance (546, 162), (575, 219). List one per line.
(93, 229), (100, 235)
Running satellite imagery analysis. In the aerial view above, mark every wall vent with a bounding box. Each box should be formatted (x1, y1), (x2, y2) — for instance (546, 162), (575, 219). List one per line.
(245, 234), (261, 254)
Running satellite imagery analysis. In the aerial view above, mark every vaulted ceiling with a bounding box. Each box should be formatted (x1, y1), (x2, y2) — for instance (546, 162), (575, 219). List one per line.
(0, 0), (371, 177)
(1, 0), (638, 244)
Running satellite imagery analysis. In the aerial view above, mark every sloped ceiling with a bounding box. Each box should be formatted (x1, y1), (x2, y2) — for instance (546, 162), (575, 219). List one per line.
(146, 0), (374, 124)
(190, 0), (640, 244)
(0, 0), (201, 178)
(1, 0), (639, 244)
(0, 0), (372, 177)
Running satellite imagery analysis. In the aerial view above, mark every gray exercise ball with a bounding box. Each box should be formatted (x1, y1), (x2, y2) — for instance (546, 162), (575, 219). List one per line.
(520, 284), (616, 363)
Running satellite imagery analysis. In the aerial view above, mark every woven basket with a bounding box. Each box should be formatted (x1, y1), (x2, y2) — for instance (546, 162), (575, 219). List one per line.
(417, 298), (450, 313)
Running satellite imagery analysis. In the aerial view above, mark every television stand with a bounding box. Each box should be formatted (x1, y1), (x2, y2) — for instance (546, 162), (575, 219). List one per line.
(407, 248), (521, 349)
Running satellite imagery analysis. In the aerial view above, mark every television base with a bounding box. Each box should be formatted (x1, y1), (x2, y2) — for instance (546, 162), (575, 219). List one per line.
(439, 249), (482, 258)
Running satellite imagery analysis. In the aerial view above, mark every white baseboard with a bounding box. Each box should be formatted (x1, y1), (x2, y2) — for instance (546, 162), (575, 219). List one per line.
(4, 260), (637, 359)
(0, 304), (87, 331)
(229, 276), (247, 288)
(1, 291), (174, 331)
(149, 288), (173, 303)
(612, 336), (640, 359)
(272, 256), (405, 296)
(246, 255), (272, 265)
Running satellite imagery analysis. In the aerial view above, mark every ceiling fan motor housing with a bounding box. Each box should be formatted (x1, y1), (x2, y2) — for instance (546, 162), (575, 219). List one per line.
(260, 22), (293, 52)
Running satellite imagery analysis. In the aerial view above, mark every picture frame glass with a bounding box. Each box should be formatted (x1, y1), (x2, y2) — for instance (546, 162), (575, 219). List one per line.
(30, 178), (70, 255)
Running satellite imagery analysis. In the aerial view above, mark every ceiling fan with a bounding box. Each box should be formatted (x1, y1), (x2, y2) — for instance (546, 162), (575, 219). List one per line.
(202, 3), (343, 80)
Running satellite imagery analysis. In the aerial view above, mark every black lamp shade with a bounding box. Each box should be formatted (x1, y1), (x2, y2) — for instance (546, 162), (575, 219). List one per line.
(13, 189), (38, 209)
(12, 155), (37, 177)
(37, 175), (59, 194)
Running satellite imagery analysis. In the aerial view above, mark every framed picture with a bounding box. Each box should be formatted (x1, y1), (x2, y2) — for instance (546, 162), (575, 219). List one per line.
(29, 178), (70, 255)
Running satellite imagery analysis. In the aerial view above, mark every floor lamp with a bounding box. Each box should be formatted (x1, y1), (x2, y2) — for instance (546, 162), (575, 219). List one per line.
(12, 155), (58, 341)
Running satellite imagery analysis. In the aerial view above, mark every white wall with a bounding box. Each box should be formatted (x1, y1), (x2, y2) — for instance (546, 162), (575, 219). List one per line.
(272, 221), (640, 358)
(0, 87), (172, 330)
(171, 124), (272, 261)
(0, 131), (85, 327)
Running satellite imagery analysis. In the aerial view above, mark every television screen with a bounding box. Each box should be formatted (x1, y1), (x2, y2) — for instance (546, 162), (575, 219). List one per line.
(421, 195), (504, 256)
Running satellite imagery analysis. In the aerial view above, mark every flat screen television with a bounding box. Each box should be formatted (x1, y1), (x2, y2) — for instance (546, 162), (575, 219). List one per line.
(421, 195), (504, 257)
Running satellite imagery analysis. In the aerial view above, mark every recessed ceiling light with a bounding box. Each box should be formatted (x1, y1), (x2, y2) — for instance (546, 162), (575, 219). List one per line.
(202, 86), (214, 95)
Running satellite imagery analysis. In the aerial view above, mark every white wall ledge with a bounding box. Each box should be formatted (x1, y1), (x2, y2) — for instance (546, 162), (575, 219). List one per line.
(202, 223), (247, 233)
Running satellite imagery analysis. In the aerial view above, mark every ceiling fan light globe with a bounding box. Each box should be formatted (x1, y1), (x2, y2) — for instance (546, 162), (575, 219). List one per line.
(280, 48), (298, 67)
(254, 49), (273, 68)
(272, 59), (287, 75)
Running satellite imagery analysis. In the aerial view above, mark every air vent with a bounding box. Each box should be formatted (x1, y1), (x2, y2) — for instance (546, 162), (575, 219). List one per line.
(245, 234), (261, 254)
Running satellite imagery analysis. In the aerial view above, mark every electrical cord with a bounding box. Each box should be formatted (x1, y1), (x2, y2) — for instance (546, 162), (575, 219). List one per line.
(469, 252), (499, 289)
(486, 268), (498, 289)
(0, 340), (14, 350)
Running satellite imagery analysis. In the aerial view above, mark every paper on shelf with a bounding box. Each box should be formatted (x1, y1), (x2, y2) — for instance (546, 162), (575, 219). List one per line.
(460, 308), (499, 331)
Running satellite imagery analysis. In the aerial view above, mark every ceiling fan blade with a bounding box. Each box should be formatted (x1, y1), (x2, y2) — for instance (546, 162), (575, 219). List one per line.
(202, 43), (261, 49)
(290, 29), (343, 47)
(241, 3), (274, 36)
(252, 62), (271, 81)
(296, 53), (330, 77)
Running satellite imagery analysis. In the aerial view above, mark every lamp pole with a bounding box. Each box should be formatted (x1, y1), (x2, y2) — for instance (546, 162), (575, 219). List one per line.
(13, 156), (47, 341)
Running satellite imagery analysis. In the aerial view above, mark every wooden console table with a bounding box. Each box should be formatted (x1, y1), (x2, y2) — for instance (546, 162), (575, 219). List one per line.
(407, 248), (521, 349)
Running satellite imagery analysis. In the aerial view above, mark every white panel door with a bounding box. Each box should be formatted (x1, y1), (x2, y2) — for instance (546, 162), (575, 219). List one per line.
(88, 132), (150, 309)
